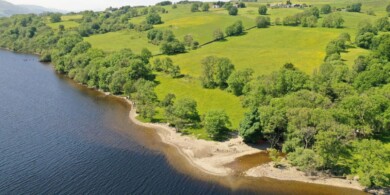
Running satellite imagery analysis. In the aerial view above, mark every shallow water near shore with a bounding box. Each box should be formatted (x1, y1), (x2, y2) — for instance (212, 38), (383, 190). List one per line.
(0, 50), (366, 194)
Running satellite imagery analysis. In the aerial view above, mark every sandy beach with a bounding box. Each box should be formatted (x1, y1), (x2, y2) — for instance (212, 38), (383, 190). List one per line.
(126, 99), (366, 191)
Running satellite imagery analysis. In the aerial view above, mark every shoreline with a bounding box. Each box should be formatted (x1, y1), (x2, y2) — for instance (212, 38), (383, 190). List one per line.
(124, 98), (366, 191)
(0, 48), (367, 192)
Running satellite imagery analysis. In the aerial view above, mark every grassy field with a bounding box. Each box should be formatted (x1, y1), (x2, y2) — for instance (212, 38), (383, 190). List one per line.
(46, 14), (82, 30)
(85, 30), (161, 54)
(82, 0), (388, 138)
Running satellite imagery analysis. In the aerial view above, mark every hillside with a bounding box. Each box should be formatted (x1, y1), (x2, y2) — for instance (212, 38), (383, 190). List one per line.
(0, 0), (63, 17)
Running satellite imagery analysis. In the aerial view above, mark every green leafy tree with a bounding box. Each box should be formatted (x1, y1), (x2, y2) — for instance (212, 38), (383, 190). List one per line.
(201, 3), (210, 12)
(288, 148), (321, 174)
(167, 98), (200, 130)
(183, 34), (194, 47)
(228, 6), (238, 16)
(50, 13), (62, 23)
(200, 56), (235, 88)
(160, 93), (176, 107)
(375, 17), (390, 32)
(140, 48), (152, 63)
(133, 79), (158, 119)
(314, 129), (350, 169)
(227, 68), (254, 96)
(258, 5), (267, 15)
(321, 4), (332, 14)
(160, 40), (185, 55)
(322, 13), (344, 28)
(346, 3), (362, 12)
(256, 16), (271, 28)
(191, 3), (199, 12)
(338, 32), (351, 42)
(239, 107), (263, 143)
(259, 106), (287, 148)
(387, 4), (390, 16)
(225, 20), (243, 36)
(203, 110), (231, 139)
(213, 28), (224, 41)
(146, 13), (162, 24)
(352, 139), (389, 187)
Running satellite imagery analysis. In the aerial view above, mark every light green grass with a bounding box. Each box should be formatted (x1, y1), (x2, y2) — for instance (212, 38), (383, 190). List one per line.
(85, 30), (160, 54)
(47, 20), (80, 30)
(154, 74), (246, 129)
(62, 15), (82, 21)
(164, 26), (364, 77)
(81, 0), (387, 139)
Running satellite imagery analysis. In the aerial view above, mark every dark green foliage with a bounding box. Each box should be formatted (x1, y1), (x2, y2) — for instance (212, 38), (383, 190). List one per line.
(166, 98), (200, 130)
(191, 3), (199, 12)
(203, 110), (231, 139)
(228, 6), (238, 16)
(160, 40), (185, 55)
(346, 3), (362, 12)
(355, 21), (378, 48)
(239, 107), (263, 143)
(372, 34), (390, 60)
(352, 139), (390, 187)
(225, 20), (243, 36)
(161, 93), (176, 107)
(258, 5), (267, 15)
(356, 32), (375, 49)
(201, 3), (210, 12)
(50, 13), (62, 23)
(387, 4), (390, 16)
(200, 56), (235, 89)
(256, 16), (271, 28)
(375, 17), (390, 32)
(321, 4), (332, 14)
(325, 38), (346, 60)
(288, 148), (321, 174)
(227, 68), (254, 96)
(146, 13), (162, 25)
(156, 1), (172, 6)
(133, 79), (158, 119)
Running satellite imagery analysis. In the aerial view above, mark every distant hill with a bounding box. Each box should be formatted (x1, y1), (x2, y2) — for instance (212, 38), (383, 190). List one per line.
(0, 0), (65, 17)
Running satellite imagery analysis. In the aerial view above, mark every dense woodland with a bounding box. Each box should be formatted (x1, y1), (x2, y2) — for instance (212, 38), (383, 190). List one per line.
(0, 1), (389, 188)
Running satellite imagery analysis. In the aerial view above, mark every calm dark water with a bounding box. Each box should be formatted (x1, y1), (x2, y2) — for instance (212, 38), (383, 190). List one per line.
(0, 50), (366, 194)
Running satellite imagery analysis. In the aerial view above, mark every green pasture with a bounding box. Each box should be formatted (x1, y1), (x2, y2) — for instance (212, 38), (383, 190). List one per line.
(85, 30), (160, 54)
(81, 0), (388, 138)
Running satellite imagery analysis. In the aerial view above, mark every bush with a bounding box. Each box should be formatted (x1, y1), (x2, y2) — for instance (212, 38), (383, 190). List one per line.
(160, 40), (185, 55)
(146, 13), (162, 25)
(191, 3), (199, 12)
(225, 20), (244, 36)
(203, 110), (231, 139)
(346, 3), (362, 12)
(213, 28), (224, 41)
(228, 6), (238, 16)
(256, 16), (271, 28)
(321, 4), (332, 14)
(50, 14), (62, 23)
(322, 13), (344, 28)
(258, 5), (267, 15)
